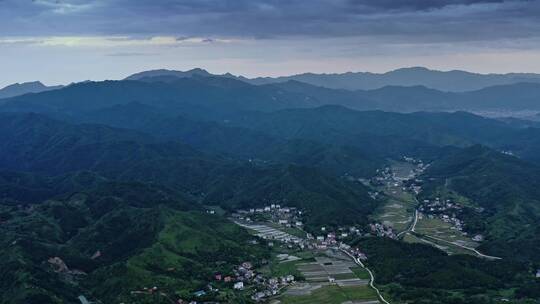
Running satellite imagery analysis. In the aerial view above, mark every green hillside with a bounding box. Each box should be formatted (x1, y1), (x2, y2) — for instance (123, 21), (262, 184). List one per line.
(0, 113), (377, 231)
(0, 177), (268, 304)
(422, 145), (540, 262)
(203, 164), (376, 231)
(351, 238), (537, 304)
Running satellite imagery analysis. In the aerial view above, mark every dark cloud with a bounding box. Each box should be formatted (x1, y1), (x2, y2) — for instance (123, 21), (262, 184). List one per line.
(0, 0), (539, 44)
(347, 0), (508, 11)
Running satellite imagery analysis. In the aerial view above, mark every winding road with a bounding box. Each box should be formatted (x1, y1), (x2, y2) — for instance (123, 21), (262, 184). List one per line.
(420, 234), (502, 260)
(399, 207), (502, 260)
(341, 249), (391, 304)
(395, 191), (501, 260)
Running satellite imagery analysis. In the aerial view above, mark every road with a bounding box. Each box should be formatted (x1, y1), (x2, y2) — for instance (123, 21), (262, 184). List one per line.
(397, 208), (419, 238)
(397, 199), (501, 260)
(411, 209), (419, 232)
(341, 249), (391, 304)
(421, 234), (502, 260)
(404, 208), (502, 260)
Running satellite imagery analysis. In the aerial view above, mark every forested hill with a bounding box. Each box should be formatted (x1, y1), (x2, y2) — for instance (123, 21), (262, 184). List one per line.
(0, 113), (379, 303)
(422, 145), (540, 262)
(0, 174), (270, 303)
(0, 112), (376, 231)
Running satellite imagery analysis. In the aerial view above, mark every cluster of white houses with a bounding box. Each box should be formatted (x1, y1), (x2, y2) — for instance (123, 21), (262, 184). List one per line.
(233, 204), (304, 228)
(370, 159), (426, 193)
(178, 260), (297, 303)
(419, 197), (484, 242)
(227, 204), (375, 303)
(369, 222), (397, 239)
(419, 198), (465, 229)
(234, 204), (369, 255)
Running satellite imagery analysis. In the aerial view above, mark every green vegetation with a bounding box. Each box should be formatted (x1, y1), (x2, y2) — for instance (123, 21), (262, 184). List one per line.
(374, 194), (416, 234)
(350, 266), (371, 280)
(372, 161), (418, 234)
(0, 114), (380, 303)
(259, 248), (316, 281)
(267, 222), (307, 238)
(87, 210), (270, 303)
(414, 217), (479, 250)
(3, 77), (540, 304)
(422, 145), (540, 263)
(0, 113), (378, 233)
(263, 259), (306, 281)
(204, 164), (377, 232)
(280, 285), (377, 304)
(0, 179), (270, 303)
(351, 237), (538, 303)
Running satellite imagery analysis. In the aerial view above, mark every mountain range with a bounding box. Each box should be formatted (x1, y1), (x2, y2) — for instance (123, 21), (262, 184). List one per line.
(0, 81), (63, 99)
(3, 73), (540, 116)
(3, 68), (540, 114)
(127, 67), (540, 92)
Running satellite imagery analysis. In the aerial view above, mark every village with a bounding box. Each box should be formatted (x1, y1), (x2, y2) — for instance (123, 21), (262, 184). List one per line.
(366, 157), (427, 239)
(170, 156), (509, 303)
(74, 156), (528, 304)
(366, 157), (493, 256)
(122, 200), (380, 304)
(231, 204), (370, 255)
(419, 198), (465, 229)
(224, 204), (375, 303)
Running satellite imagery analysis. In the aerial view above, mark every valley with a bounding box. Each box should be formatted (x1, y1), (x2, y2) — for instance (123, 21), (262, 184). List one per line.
(370, 159), (504, 259)
(5, 2), (540, 303)
(1, 69), (540, 304)
(230, 205), (383, 304)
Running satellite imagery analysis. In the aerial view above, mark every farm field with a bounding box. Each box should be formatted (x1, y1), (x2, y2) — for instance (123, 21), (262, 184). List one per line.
(372, 162), (418, 234)
(280, 285), (378, 304)
(280, 252), (379, 304)
(267, 222), (308, 239)
(415, 215), (479, 249)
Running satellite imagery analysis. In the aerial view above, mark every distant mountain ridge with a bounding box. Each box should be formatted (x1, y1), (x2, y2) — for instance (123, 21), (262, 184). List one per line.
(125, 68), (213, 80)
(4, 68), (539, 114)
(0, 81), (63, 99)
(15, 73), (535, 113)
(126, 67), (540, 92)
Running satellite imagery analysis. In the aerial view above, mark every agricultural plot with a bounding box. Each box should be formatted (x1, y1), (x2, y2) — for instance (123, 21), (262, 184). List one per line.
(234, 221), (303, 243)
(282, 252), (378, 303)
(373, 163), (418, 234)
(415, 215), (479, 249)
(280, 285), (378, 304)
(374, 196), (415, 233)
(268, 222), (307, 238)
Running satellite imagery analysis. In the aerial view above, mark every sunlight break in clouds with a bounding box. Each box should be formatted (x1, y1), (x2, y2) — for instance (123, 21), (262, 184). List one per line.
(0, 36), (235, 48)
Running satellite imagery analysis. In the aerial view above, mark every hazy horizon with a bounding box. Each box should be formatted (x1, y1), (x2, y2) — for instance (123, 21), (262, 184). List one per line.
(3, 0), (540, 87)
(4, 65), (540, 88)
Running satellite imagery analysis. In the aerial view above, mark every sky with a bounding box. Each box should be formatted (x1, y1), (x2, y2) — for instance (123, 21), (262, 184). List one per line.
(1, 0), (540, 87)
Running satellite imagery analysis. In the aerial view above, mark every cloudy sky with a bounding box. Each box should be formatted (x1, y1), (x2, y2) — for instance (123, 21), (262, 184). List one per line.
(1, 0), (540, 87)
